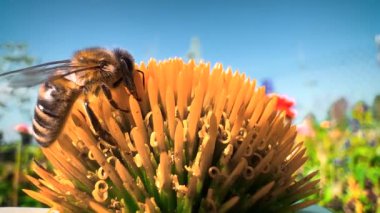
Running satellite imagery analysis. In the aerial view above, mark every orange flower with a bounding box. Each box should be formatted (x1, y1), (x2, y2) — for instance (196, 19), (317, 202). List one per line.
(24, 59), (318, 212)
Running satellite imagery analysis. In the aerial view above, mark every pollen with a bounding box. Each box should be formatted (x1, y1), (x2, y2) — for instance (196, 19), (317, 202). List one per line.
(24, 58), (319, 212)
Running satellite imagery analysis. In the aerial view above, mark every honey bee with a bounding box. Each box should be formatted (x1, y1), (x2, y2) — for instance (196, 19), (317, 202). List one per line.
(0, 47), (144, 147)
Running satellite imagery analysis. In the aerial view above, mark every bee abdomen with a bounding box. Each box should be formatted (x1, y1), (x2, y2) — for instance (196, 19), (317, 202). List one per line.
(32, 82), (79, 147)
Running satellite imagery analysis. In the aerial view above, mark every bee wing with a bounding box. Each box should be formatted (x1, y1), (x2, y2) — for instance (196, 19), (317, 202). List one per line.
(0, 60), (80, 87)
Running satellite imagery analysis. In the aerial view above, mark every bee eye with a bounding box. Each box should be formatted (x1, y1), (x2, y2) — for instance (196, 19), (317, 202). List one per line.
(99, 60), (108, 69)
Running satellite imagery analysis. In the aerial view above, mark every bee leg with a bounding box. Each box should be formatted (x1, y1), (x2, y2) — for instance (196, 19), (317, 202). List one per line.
(101, 84), (130, 113)
(84, 100), (117, 146)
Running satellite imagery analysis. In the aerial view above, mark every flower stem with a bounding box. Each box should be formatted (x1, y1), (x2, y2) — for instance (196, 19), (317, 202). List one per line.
(12, 141), (22, 206)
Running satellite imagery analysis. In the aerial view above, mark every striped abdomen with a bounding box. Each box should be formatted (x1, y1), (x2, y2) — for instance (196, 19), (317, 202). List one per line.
(32, 80), (80, 147)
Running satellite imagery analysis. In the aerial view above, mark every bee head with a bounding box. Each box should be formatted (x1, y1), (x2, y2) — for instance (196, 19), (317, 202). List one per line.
(73, 48), (117, 71)
(67, 47), (138, 97)
(113, 48), (138, 97)
(68, 48), (120, 86)
(113, 48), (134, 74)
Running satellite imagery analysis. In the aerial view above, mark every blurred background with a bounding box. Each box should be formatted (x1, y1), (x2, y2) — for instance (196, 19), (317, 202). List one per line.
(0, 0), (379, 212)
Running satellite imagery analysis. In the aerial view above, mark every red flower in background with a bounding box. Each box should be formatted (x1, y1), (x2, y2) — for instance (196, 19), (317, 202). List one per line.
(14, 123), (33, 145)
(271, 94), (296, 119)
(14, 123), (32, 135)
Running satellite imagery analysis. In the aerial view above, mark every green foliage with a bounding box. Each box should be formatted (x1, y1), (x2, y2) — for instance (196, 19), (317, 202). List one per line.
(0, 43), (35, 70)
(299, 98), (380, 213)
(0, 42), (41, 207)
(0, 138), (44, 207)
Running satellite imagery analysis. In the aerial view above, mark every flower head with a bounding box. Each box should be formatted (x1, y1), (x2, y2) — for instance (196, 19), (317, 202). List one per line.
(261, 78), (274, 94)
(24, 59), (318, 212)
(14, 123), (32, 135)
(271, 94), (296, 119)
(14, 123), (33, 145)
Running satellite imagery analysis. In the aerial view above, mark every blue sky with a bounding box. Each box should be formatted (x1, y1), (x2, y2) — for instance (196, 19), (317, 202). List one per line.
(1, 1), (378, 65)
(0, 0), (380, 138)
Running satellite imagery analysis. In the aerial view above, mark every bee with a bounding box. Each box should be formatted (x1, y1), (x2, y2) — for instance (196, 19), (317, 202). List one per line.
(0, 47), (144, 147)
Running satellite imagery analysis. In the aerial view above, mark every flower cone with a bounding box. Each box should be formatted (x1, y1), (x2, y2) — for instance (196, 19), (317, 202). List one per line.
(24, 58), (318, 212)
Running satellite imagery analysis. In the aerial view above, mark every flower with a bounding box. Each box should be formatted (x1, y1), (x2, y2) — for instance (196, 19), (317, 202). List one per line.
(14, 123), (32, 135)
(271, 94), (296, 119)
(24, 59), (318, 212)
(260, 78), (274, 94)
(297, 115), (316, 138)
(320, 120), (331, 129)
(14, 123), (33, 145)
